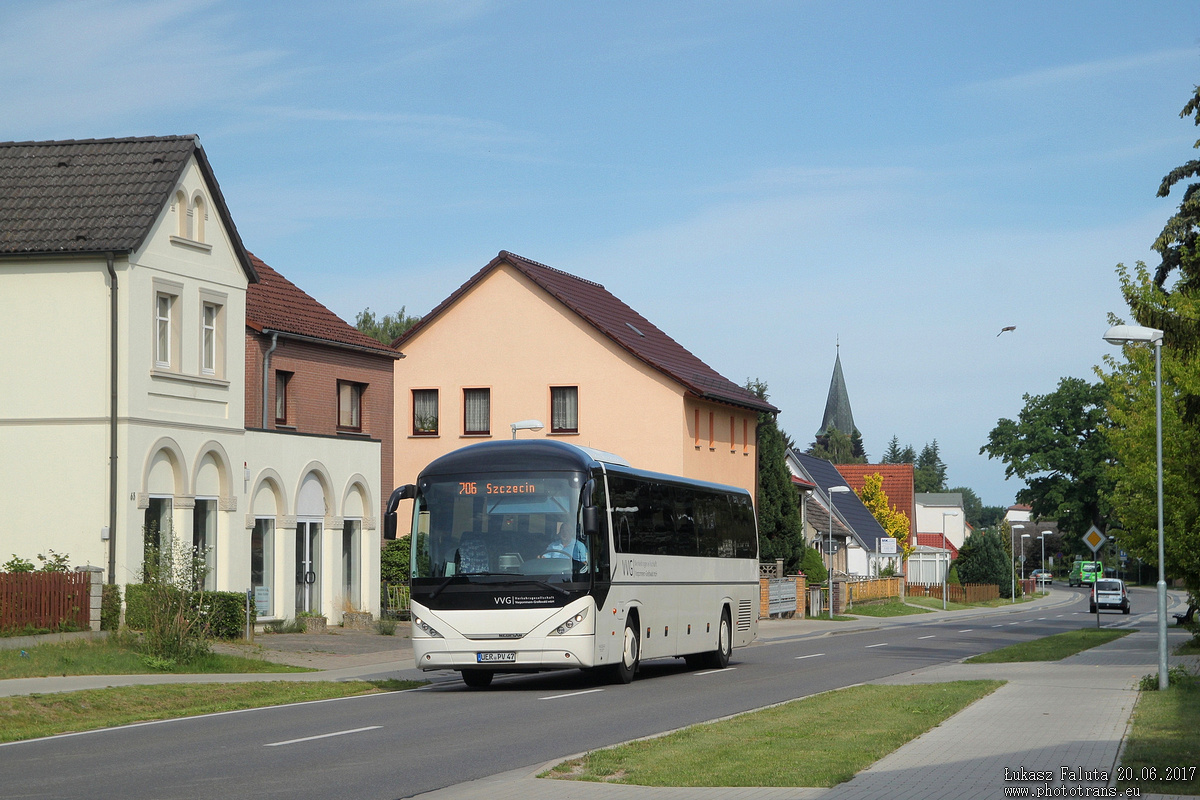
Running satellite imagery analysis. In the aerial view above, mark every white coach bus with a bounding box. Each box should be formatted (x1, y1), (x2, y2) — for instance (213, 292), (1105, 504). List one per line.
(384, 440), (759, 688)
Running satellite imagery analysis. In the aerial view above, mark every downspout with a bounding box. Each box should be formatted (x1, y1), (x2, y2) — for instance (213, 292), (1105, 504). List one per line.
(105, 253), (117, 585)
(261, 331), (278, 428)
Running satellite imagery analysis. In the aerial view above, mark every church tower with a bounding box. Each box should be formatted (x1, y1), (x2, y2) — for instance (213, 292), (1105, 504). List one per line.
(816, 345), (856, 438)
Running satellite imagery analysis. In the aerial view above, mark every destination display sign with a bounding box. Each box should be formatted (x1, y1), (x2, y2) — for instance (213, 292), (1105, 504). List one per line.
(458, 479), (544, 496)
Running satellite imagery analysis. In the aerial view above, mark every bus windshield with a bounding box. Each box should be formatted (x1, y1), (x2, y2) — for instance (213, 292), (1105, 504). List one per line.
(411, 471), (592, 583)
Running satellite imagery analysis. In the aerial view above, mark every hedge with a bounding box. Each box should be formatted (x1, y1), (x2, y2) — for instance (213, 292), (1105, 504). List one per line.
(123, 585), (254, 640)
(101, 584), (122, 631)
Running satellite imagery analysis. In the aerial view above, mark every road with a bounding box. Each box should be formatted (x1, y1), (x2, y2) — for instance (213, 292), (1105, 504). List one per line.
(0, 587), (1147, 800)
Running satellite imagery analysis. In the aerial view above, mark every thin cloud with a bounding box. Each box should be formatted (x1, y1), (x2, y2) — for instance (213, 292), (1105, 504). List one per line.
(960, 48), (1197, 94)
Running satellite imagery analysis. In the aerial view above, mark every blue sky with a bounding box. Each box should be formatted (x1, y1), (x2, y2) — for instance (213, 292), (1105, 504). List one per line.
(4, 1), (1199, 506)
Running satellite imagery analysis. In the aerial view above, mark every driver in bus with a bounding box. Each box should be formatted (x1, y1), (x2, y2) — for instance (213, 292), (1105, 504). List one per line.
(540, 518), (588, 566)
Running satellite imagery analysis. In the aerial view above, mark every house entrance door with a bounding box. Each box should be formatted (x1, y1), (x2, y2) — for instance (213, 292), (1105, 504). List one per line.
(295, 521), (321, 615)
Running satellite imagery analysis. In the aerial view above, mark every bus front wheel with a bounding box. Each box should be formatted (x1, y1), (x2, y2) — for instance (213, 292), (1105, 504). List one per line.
(461, 670), (494, 689)
(705, 609), (732, 669)
(613, 618), (639, 684)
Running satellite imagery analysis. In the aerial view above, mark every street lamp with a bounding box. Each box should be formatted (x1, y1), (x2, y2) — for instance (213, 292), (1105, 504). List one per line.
(827, 486), (850, 619)
(1011, 524), (1027, 604)
(942, 510), (959, 610)
(1021, 533), (1031, 580)
(1038, 533), (1047, 591)
(1104, 323), (1168, 690)
(509, 419), (544, 439)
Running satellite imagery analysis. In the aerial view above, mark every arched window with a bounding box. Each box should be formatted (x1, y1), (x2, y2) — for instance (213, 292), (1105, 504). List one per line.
(175, 190), (188, 238)
(191, 193), (206, 242)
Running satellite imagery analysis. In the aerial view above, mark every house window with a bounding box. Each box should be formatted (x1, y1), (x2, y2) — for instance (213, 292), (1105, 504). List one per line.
(338, 381), (363, 431)
(193, 498), (217, 591)
(275, 371), (292, 425)
(201, 302), (218, 374)
(551, 386), (578, 434)
(342, 519), (361, 611)
(463, 388), (490, 435)
(413, 389), (438, 435)
(155, 292), (175, 368)
(251, 518), (274, 617)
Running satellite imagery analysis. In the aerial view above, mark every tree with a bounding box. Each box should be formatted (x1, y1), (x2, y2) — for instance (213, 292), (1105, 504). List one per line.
(856, 472), (913, 559)
(806, 427), (866, 464)
(914, 441), (947, 493)
(955, 529), (1011, 596)
(980, 377), (1112, 537)
(799, 545), (828, 585)
(882, 436), (904, 464)
(355, 307), (420, 345)
(1099, 263), (1200, 598)
(747, 380), (805, 571)
(948, 486), (983, 529)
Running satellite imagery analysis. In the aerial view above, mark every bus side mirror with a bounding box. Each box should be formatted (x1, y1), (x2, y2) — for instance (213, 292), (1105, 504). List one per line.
(582, 505), (600, 538)
(383, 484), (417, 541)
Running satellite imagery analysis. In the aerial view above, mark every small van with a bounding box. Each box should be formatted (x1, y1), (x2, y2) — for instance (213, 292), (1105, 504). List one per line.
(1069, 561), (1102, 587)
(1091, 578), (1130, 614)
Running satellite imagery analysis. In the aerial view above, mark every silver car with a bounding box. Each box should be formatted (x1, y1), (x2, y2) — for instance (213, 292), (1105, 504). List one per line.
(1090, 578), (1130, 614)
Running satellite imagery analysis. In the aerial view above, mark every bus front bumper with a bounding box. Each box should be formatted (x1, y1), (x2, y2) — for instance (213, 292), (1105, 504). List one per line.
(414, 637), (597, 672)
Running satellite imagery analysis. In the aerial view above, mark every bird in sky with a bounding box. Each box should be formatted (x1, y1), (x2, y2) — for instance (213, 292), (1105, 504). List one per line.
(997, 326), (1016, 337)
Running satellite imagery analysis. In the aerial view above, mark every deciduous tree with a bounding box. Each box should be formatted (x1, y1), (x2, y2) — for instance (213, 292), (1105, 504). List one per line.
(856, 472), (913, 558)
(355, 306), (420, 345)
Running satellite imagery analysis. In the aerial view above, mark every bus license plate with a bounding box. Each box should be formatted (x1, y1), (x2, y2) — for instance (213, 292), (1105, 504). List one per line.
(477, 651), (516, 663)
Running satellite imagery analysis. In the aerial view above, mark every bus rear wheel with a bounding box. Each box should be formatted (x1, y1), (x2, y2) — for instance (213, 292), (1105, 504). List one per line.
(461, 670), (494, 689)
(704, 609), (732, 669)
(612, 618), (639, 684)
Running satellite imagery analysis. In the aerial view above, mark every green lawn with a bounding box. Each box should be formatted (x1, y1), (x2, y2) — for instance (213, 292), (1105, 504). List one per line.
(904, 594), (1042, 612)
(0, 679), (424, 743)
(542, 681), (1002, 787)
(846, 601), (932, 618)
(0, 638), (311, 679)
(1120, 670), (1200, 796)
(964, 628), (1132, 664)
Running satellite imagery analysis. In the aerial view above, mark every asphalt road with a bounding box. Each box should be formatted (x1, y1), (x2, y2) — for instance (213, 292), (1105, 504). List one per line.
(0, 587), (1138, 800)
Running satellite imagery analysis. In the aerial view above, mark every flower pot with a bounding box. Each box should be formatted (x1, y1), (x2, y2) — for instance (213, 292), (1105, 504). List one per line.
(342, 611), (373, 630)
(302, 615), (327, 634)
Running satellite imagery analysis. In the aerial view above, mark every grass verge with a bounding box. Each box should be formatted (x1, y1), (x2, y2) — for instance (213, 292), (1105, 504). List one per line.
(0, 638), (312, 679)
(0, 679), (424, 744)
(964, 628), (1132, 664)
(905, 594), (1042, 612)
(846, 601), (932, 618)
(541, 681), (1002, 787)
(1119, 669), (1200, 796)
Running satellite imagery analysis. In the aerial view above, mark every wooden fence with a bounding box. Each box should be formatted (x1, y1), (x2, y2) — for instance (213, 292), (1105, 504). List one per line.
(0, 571), (91, 632)
(846, 577), (904, 604)
(906, 582), (999, 603)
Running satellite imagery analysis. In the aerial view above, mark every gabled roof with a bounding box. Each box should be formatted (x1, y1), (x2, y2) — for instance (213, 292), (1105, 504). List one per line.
(790, 451), (885, 551)
(0, 135), (255, 280)
(395, 251), (777, 414)
(915, 532), (959, 559)
(834, 463), (916, 537)
(246, 253), (399, 358)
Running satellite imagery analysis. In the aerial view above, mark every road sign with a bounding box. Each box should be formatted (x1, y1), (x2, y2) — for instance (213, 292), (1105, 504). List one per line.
(1083, 526), (1106, 553)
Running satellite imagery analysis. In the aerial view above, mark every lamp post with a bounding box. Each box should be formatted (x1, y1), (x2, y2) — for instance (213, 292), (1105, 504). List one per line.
(1011, 524), (1026, 604)
(1038, 533), (1046, 591)
(509, 419), (544, 439)
(1104, 323), (1168, 690)
(1020, 533), (1031, 581)
(941, 510), (958, 610)
(827, 486), (850, 619)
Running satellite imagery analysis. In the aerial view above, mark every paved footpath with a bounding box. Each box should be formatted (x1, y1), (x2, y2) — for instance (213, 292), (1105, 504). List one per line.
(3, 591), (1197, 800)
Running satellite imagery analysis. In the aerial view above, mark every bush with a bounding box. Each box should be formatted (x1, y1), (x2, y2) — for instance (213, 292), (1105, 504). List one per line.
(799, 546), (828, 585)
(135, 536), (212, 664)
(381, 537), (411, 585)
(200, 592), (254, 640)
(124, 582), (153, 631)
(101, 584), (121, 631)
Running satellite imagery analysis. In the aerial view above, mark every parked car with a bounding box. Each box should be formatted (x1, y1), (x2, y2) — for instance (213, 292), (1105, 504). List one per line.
(1090, 578), (1130, 614)
(1030, 569), (1052, 586)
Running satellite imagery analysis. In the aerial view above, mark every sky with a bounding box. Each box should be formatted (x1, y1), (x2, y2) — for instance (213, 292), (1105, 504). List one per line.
(4, 0), (1199, 507)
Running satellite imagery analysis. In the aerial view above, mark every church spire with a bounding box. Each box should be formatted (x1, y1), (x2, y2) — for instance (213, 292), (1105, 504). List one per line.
(816, 345), (856, 438)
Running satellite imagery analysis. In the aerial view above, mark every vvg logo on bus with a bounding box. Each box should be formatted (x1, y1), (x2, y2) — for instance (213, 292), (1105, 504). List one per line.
(619, 558), (659, 578)
(493, 595), (556, 606)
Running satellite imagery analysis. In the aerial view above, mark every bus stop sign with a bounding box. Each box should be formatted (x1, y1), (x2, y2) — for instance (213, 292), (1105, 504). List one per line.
(1083, 526), (1106, 553)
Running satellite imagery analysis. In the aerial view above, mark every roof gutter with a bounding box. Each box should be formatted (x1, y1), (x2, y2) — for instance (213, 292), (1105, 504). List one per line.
(261, 328), (404, 359)
(105, 252), (117, 585)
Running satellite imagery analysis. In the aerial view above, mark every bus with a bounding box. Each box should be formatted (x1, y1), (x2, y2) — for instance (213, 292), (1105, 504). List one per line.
(383, 439), (760, 688)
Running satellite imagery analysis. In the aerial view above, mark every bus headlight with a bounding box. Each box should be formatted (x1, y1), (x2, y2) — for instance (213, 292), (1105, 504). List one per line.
(550, 607), (588, 635)
(414, 617), (443, 638)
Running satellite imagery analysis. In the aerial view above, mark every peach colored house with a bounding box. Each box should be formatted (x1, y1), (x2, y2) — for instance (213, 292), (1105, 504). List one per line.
(391, 251), (775, 533)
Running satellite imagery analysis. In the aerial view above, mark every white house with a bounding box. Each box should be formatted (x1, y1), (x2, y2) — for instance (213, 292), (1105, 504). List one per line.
(0, 136), (389, 623)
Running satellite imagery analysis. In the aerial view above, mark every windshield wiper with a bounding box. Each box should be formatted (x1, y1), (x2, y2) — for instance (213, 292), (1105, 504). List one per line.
(427, 574), (465, 600)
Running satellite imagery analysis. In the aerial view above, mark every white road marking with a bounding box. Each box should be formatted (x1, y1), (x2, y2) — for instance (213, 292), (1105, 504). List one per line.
(958, 629), (973, 633)
(865, 643), (887, 648)
(1008, 621), (1020, 625)
(694, 668), (737, 677)
(264, 726), (381, 747)
(539, 688), (605, 700)
(917, 635), (936, 640)
(795, 653), (825, 660)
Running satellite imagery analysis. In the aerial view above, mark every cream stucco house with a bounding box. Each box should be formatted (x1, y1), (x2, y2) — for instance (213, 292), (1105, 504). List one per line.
(390, 251), (776, 534)
(0, 136), (390, 623)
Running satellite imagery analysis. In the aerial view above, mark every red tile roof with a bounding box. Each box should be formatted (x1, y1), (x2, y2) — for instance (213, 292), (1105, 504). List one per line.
(396, 251), (777, 413)
(916, 532), (959, 559)
(833, 463), (916, 536)
(245, 253), (399, 357)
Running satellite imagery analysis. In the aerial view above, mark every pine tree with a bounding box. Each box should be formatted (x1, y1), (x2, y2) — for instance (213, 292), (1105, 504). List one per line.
(747, 380), (805, 571)
(882, 436), (903, 464)
(914, 440), (947, 492)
